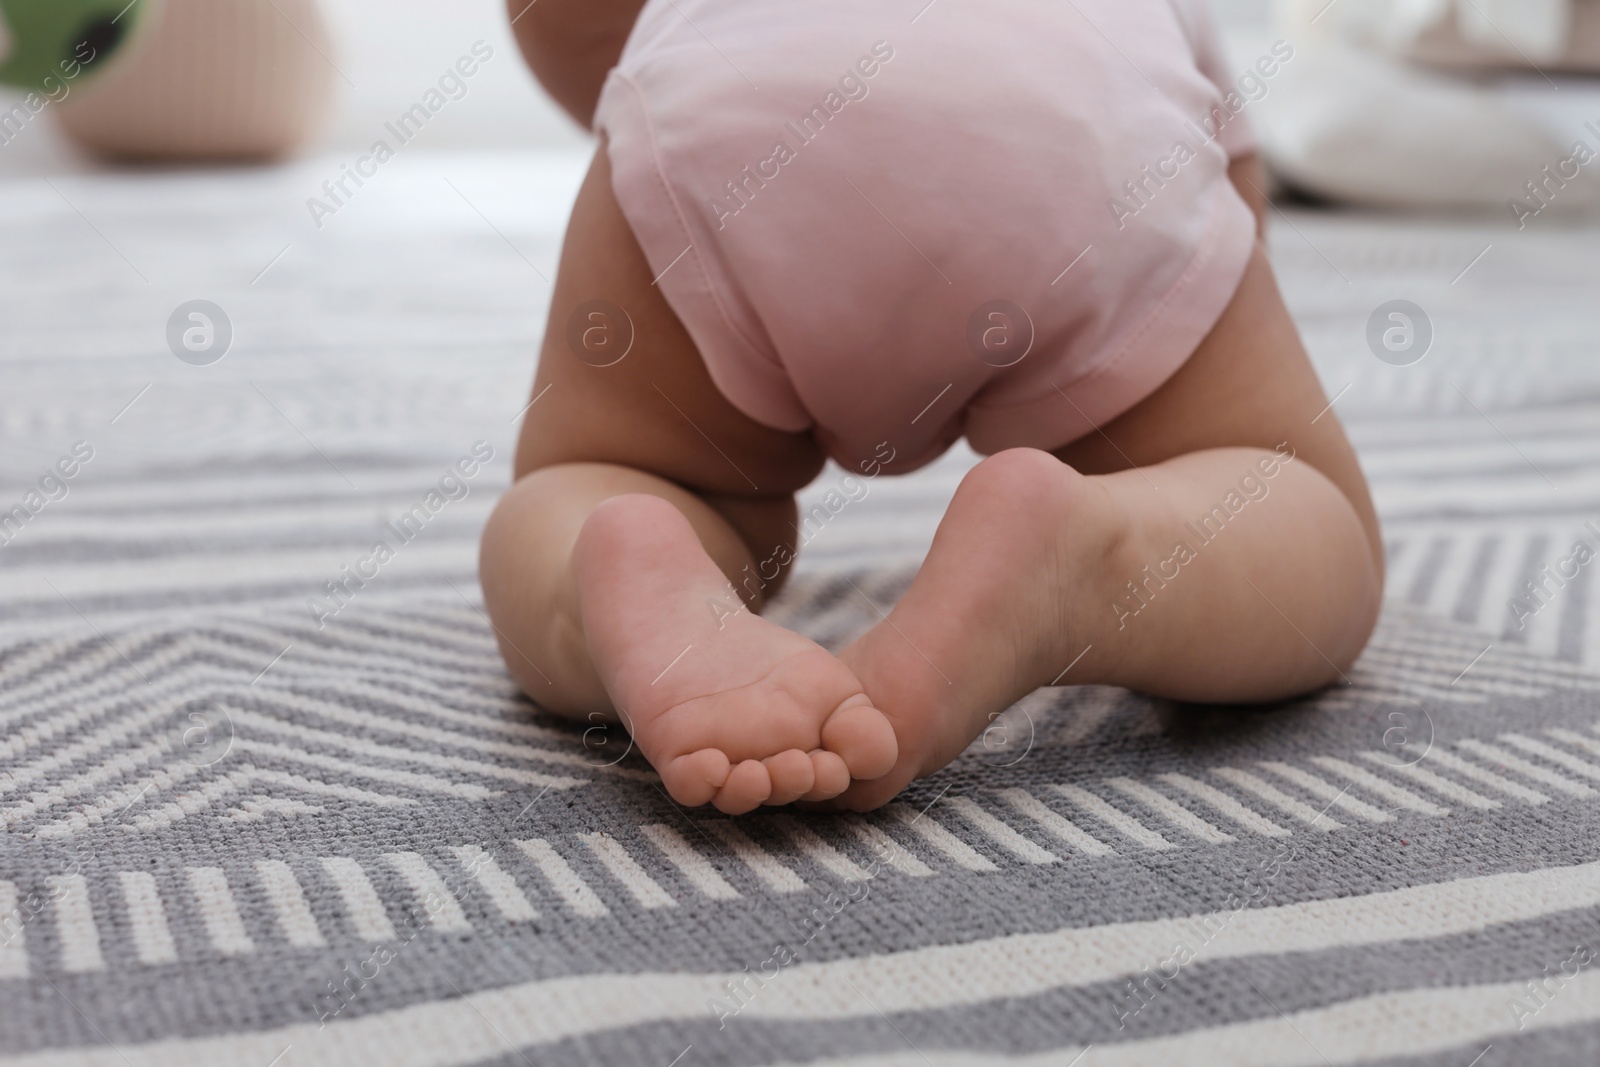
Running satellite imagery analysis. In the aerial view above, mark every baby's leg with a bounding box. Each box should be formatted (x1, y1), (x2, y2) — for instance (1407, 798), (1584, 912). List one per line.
(479, 149), (897, 814)
(832, 247), (1385, 809)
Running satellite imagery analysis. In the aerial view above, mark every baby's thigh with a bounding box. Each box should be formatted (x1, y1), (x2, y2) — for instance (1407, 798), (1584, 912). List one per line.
(513, 146), (824, 501)
(1053, 247), (1381, 559)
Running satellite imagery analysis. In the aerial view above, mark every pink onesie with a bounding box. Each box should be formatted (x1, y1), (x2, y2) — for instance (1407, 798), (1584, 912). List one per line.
(595, 0), (1262, 474)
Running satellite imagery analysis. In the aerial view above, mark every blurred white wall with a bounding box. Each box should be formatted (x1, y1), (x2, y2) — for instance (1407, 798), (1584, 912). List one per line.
(316, 0), (587, 152)
(1214, 0), (1272, 27)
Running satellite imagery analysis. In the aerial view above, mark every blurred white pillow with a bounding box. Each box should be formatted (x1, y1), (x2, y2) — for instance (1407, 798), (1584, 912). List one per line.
(1311, 0), (1575, 61)
(1257, 0), (1600, 213)
(1302, 0), (1600, 68)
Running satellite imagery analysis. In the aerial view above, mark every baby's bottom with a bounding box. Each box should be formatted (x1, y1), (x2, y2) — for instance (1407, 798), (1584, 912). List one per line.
(479, 148), (1385, 813)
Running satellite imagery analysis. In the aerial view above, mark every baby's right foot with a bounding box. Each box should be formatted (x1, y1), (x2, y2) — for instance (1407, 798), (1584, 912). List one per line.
(831, 449), (1118, 810)
(574, 494), (898, 814)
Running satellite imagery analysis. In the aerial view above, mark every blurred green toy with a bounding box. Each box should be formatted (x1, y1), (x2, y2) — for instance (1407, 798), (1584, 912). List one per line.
(0, 0), (149, 91)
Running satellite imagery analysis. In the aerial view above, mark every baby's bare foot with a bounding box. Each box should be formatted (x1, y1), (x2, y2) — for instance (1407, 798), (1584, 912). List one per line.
(574, 494), (898, 814)
(830, 449), (1117, 810)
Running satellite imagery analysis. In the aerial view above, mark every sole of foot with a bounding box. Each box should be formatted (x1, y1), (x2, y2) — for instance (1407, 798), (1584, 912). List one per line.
(826, 449), (1110, 810)
(574, 493), (899, 814)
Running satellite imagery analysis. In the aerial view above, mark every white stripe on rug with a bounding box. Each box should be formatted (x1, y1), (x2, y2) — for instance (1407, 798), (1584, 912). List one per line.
(0, 879), (29, 978)
(514, 838), (609, 918)
(762, 972), (1600, 1065)
(320, 857), (397, 942)
(185, 867), (255, 956)
(640, 824), (740, 901)
(116, 873), (177, 965)
(997, 788), (1116, 856)
(47, 874), (103, 972)
(886, 803), (997, 871)
(8, 861), (1598, 1066)
(946, 797), (1058, 863)
(254, 861), (326, 948)
(578, 833), (676, 910)
(775, 816), (875, 881)
(383, 853), (471, 932)
(0, 542), (473, 602)
(452, 846), (539, 922)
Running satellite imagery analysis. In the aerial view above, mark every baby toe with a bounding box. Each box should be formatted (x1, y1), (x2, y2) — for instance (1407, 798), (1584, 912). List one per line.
(820, 694), (898, 780)
(761, 749), (816, 806)
(713, 758), (772, 815)
(801, 749), (851, 802)
(660, 748), (730, 808)
(827, 774), (904, 813)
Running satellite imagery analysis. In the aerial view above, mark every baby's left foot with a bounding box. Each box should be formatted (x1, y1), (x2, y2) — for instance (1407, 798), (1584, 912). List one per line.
(830, 449), (1118, 810)
(574, 494), (899, 814)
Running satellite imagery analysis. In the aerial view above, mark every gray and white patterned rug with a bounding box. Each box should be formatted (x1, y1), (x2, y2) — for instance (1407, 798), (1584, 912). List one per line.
(3, 149), (1600, 1067)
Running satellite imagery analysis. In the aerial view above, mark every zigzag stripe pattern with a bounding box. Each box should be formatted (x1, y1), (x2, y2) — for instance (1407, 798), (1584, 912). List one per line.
(3, 591), (1597, 838)
(6, 712), (1600, 978)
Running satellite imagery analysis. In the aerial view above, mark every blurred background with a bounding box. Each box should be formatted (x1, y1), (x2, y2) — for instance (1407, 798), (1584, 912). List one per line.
(3, 0), (588, 175)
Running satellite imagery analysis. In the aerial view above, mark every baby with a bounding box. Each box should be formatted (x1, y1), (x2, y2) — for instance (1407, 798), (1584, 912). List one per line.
(480, 0), (1385, 814)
